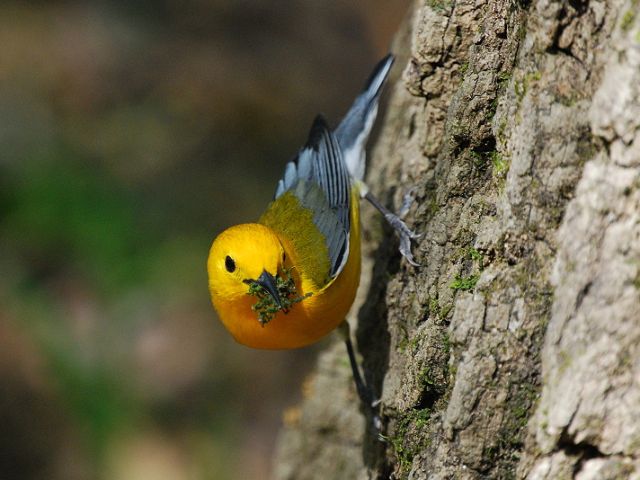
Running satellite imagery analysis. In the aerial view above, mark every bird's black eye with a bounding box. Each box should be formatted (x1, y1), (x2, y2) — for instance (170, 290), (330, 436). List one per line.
(225, 255), (236, 273)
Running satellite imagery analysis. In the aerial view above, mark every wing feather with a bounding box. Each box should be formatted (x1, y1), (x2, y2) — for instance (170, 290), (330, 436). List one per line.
(271, 115), (351, 279)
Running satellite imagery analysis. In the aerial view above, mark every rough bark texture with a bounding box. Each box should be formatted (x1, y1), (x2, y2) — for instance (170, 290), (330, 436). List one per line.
(273, 0), (640, 478)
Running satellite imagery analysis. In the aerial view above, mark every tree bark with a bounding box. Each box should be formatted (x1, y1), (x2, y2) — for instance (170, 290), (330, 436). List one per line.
(273, 0), (640, 478)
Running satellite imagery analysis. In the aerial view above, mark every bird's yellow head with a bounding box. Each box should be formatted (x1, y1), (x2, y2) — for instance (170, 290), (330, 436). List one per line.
(208, 222), (313, 337)
(208, 223), (285, 303)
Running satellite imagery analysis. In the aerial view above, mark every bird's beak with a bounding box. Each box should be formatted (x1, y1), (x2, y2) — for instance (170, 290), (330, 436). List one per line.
(255, 270), (282, 309)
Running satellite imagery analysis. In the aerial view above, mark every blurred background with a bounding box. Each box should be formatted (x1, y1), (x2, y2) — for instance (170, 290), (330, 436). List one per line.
(0, 1), (409, 479)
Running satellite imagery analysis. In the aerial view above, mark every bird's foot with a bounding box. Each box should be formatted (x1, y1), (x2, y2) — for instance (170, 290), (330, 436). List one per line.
(383, 210), (422, 267)
(365, 191), (422, 266)
(398, 187), (417, 217)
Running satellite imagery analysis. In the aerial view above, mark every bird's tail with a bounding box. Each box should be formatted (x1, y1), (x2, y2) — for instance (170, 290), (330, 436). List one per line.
(335, 54), (395, 181)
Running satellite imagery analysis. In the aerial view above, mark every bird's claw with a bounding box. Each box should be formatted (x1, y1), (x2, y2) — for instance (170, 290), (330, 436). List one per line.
(365, 190), (422, 267)
(400, 235), (421, 267)
(384, 211), (422, 267)
(373, 413), (383, 435)
(390, 188), (422, 266)
(399, 187), (418, 217)
(367, 397), (383, 437)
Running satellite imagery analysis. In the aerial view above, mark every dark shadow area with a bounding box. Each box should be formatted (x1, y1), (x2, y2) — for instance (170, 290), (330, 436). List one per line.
(356, 212), (402, 470)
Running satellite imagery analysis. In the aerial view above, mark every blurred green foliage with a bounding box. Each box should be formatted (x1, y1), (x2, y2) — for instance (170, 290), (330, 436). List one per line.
(5, 147), (143, 294)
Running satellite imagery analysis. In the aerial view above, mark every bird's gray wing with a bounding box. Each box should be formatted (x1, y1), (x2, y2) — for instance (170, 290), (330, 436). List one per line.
(274, 115), (351, 278)
(334, 54), (394, 181)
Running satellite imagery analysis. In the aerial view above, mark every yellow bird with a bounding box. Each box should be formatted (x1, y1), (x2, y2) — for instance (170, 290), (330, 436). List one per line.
(207, 54), (419, 417)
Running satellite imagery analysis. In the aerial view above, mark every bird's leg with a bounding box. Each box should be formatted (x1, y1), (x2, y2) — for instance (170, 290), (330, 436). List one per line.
(364, 190), (422, 266)
(338, 321), (382, 433)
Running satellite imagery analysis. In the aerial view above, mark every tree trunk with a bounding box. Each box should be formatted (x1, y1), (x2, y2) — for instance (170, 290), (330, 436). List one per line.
(273, 0), (640, 478)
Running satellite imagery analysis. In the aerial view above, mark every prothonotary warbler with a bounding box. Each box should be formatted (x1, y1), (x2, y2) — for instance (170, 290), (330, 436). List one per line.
(207, 54), (419, 425)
